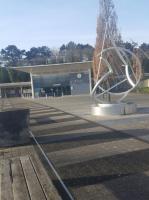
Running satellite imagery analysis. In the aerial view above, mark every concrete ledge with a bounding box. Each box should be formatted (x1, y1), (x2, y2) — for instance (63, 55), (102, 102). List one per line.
(0, 108), (30, 147)
(91, 102), (137, 116)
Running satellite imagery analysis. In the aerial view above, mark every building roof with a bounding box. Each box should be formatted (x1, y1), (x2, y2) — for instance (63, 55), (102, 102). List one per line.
(0, 82), (31, 88)
(10, 61), (93, 75)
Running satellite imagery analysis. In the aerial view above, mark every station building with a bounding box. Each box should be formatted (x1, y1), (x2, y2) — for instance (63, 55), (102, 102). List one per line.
(11, 61), (93, 98)
(0, 82), (31, 98)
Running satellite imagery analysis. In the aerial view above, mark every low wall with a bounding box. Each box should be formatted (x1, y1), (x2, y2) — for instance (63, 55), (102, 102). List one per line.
(0, 108), (30, 147)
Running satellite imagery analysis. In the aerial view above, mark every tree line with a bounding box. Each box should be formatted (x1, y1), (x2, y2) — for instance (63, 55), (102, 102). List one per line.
(0, 41), (94, 67)
(0, 41), (149, 83)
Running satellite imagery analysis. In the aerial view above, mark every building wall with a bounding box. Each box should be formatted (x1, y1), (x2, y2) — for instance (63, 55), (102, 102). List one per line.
(142, 79), (149, 87)
(70, 72), (90, 95)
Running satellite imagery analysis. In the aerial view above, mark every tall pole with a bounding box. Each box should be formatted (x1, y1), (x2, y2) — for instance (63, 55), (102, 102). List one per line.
(30, 73), (35, 99)
(88, 69), (92, 94)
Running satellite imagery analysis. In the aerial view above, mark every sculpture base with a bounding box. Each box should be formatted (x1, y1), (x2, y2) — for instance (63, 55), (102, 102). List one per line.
(91, 102), (137, 116)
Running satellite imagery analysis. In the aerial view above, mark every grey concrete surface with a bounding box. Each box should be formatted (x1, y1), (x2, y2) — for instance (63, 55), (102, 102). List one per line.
(33, 93), (149, 130)
(1, 94), (149, 200)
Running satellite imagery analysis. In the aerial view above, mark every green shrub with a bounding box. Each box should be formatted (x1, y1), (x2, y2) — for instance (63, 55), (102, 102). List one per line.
(134, 87), (149, 93)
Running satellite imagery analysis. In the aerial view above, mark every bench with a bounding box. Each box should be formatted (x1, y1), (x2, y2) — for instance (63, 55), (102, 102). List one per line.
(0, 154), (62, 200)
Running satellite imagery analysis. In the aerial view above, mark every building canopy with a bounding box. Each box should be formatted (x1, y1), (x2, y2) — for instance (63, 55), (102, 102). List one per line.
(0, 82), (31, 88)
(11, 61), (93, 75)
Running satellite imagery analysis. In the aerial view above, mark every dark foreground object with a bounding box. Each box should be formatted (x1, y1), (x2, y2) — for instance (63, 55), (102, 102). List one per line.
(0, 108), (30, 147)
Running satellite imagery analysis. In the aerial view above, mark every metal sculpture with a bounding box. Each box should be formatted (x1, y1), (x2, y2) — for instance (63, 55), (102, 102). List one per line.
(91, 45), (142, 103)
(91, 3), (142, 115)
(91, 1), (142, 104)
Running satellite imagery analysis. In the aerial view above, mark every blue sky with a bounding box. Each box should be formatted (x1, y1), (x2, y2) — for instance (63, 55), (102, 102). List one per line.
(0, 0), (149, 50)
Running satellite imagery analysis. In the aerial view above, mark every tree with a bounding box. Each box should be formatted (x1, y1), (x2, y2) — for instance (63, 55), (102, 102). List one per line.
(93, 0), (121, 82)
(123, 42), (134, 52)
(59, 42), (94, 63)
(1, 45), (25, 66)
(0, 67), (11, 83)
(50, 48), (60, 64)
(140, 43), (149, 52)
(81, 44), (94, 61)
(0, 45), (28, 82)
(140, 43), (149, 73)
(26, 46), (52, 65)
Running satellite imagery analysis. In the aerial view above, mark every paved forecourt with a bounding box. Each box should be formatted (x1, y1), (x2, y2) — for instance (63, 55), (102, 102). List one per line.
(2, 93), (149, 200)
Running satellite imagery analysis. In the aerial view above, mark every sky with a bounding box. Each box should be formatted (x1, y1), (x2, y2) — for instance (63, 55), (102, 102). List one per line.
(0, 0), (149, 50)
